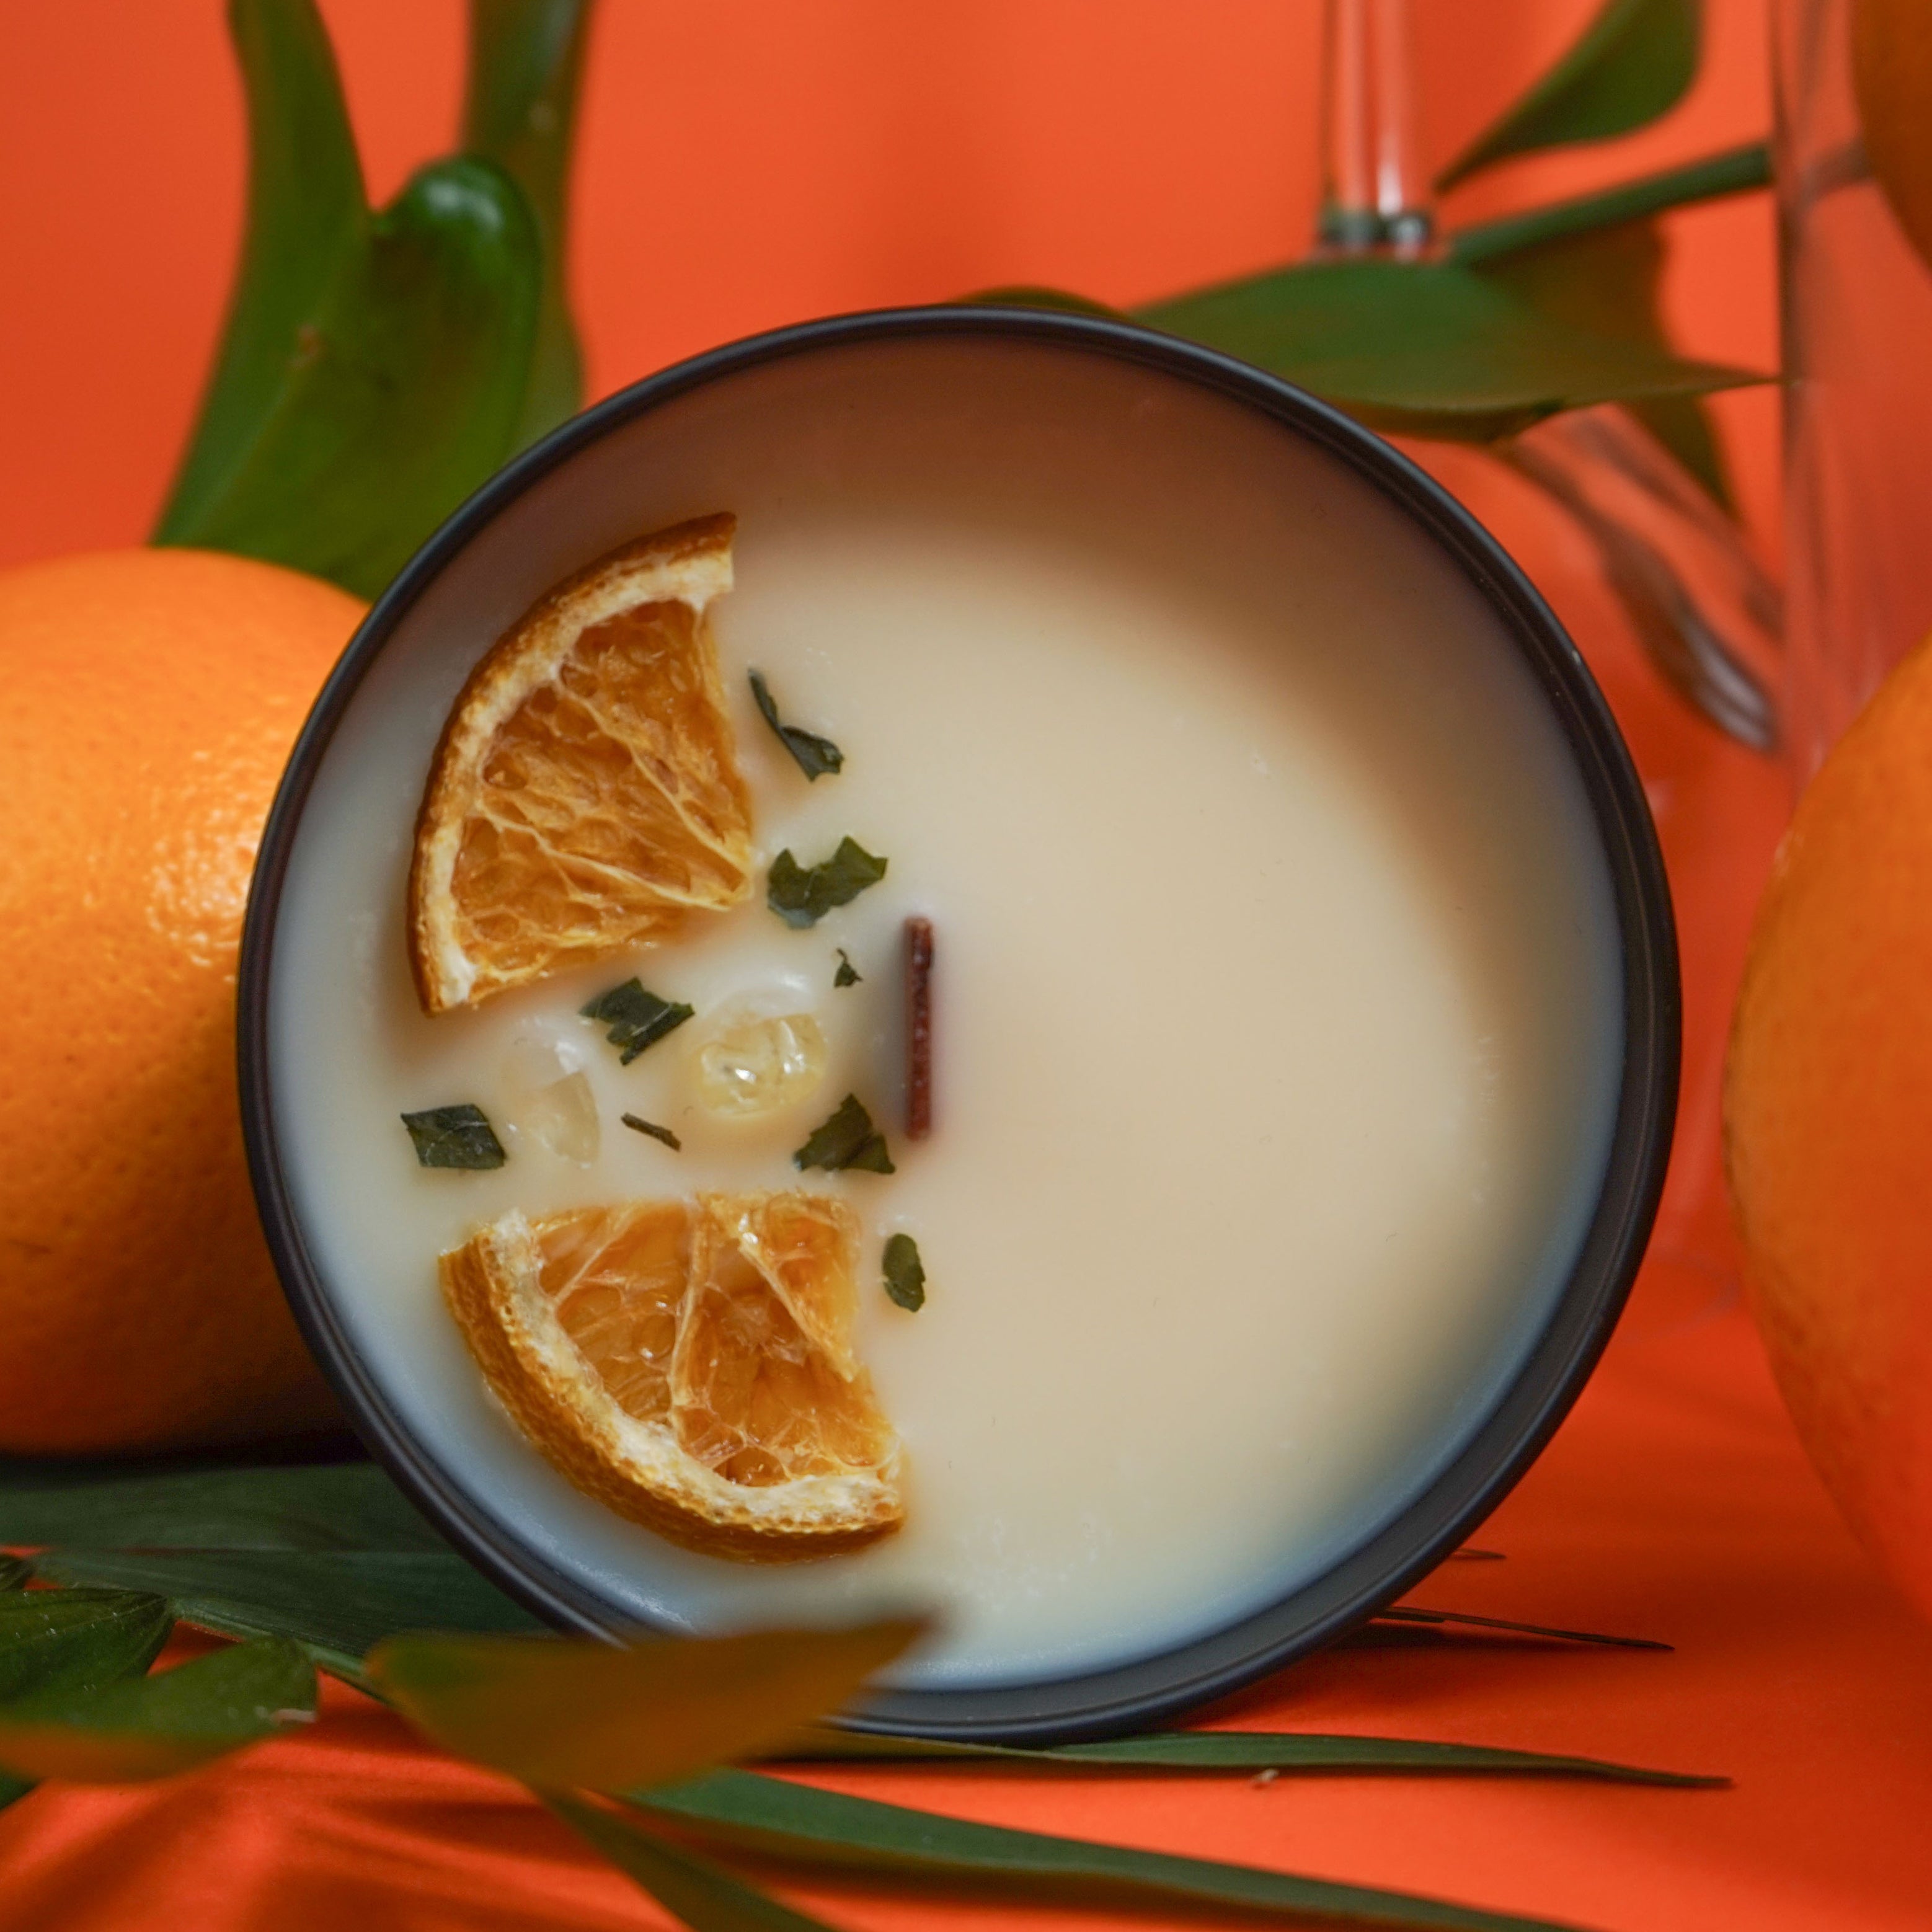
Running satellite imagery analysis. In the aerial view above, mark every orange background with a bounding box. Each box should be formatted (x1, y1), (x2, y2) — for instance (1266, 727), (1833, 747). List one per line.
(6, 3), (1931, 1930)
(0, 0), (1779, 570)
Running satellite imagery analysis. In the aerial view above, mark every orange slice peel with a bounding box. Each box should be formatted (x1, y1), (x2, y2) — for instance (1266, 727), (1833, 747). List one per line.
(409, 513), (754, 1014)
(440, 1192), (904, 1561)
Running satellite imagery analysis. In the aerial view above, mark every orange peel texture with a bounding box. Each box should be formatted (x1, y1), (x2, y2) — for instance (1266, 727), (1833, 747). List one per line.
(408, 513), (754, 1014)
(439, 1193), (905, 1561)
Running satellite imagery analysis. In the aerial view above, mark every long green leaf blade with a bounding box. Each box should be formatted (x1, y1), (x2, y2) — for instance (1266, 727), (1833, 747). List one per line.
(1376, 1607), (1668, 1650)
(1437, 0), (1701, 191)
(156, 0), (366, 538)
(1447, 143), (1771, 267)
(634, 1769), (1590, 1932)
(774, 1724), (1720, 1786)
(0, 1458), (446, 1554)
(33, 1550), (544, 1683)
(0, 1590), (174, 1703)
(370, 1621), (923, 1793)
(552, 1795), (847, 1931)
(160, 154), (543, 597)
(463, 0), (594, 446)
(1138, 257), (1760, 442)
(0, 1637), (314, 1784)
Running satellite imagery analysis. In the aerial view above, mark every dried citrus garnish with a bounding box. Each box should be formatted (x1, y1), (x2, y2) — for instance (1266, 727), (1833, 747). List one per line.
(408, 513), (754, 1014)
(440, 1192), (903, 1560)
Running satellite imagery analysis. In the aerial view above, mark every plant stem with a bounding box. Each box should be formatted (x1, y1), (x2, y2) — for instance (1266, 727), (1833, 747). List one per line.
(1449, 141), (1771, 265)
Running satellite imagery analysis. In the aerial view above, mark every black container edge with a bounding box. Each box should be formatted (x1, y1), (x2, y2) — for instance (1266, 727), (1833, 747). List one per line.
(236, 304), (1681, 1745)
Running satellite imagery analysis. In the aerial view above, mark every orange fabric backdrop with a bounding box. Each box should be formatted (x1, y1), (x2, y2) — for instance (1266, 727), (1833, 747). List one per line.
(4, 2), (1930, 1928)
(0, 0), (1778, 567)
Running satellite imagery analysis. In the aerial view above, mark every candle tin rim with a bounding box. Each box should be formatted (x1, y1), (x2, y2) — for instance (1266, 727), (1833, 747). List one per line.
(237, 304), (1680, 1745)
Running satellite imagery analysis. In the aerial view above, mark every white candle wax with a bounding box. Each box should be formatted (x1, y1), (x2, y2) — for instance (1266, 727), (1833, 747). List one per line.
(266, 338), (1621, 1688)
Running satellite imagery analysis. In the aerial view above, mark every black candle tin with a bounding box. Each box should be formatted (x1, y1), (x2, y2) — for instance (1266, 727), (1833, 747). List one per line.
(238, 306), (1678, 1745)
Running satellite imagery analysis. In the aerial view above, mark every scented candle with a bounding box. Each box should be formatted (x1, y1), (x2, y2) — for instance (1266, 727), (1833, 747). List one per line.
(247, 316), (1668, 1728)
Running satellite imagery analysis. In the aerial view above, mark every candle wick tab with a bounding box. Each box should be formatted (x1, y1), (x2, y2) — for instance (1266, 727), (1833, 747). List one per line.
(905, 916), (934, 1141)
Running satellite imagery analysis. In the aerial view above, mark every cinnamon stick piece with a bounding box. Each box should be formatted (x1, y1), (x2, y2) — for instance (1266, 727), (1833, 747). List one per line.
(905, 916), (934, 1140)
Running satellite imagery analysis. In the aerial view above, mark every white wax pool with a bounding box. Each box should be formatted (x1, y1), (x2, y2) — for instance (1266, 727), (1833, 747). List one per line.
(268, 339), (1621, 1688)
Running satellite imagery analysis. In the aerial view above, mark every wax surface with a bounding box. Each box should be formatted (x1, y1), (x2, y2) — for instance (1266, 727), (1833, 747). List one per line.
(268, 340), (1621, 1686)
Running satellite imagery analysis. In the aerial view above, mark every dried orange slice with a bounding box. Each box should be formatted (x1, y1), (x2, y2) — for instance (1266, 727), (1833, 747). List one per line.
(440, 1192), (903, 1560)
(408, 513), (754, 1014)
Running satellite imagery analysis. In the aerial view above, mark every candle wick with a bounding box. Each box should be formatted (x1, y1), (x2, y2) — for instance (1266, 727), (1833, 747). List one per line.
(905, 916), (934, 1140)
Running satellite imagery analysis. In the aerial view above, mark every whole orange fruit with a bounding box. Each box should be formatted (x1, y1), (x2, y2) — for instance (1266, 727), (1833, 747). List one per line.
(0, 547), (363, 1454)
(1727, 632), (1932, 1619)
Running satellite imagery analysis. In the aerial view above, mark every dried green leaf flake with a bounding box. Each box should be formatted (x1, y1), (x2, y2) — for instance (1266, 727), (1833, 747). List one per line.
(792, 1096), (895, 1175)
(766, 840), (887, 929)
(581, 979), (694, 1064)
(882, 1234), (926, 1311)
(401, 1104), (506, 1169)
(621, 1114), (681, 1151)
(833, 950), (861, 988)
(749, 671), (844, 781)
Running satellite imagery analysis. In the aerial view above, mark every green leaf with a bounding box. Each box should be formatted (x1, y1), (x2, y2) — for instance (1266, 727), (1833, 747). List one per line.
(1137, 255), (1760, 443)
(159, 154), (543, 598)
(402, 1102), (509, 1170)
(32, 1551), (543, 1685)
(551, 1795), (848, 1931)
(157, 0), (566, 595)
(461, 0), (593, 447)
(0, 1585), (175, 1812)
(774, 1724), (1721, 1786)
(1472, 217), (1732, 507)
(0, 1458), (446, 1554)
(792, 1096), (895, 1176)
(880, 1235), (926, 1312)
(582, 980), (695, 1063)
(750, 671), (846, 781)
(367, 1620), (922, 1793)
(0, 1590), (174, 1703)
(1436, 0), (1701, 192)
(1624, 393), (1732, 509)
(634, 1769), (1587, 1932)
(766, 840), (889, 929)
(1447, 143), (1770, 268)
(154, 0), (366, 539)
(0, 1637), (315, 1784)
(832, 950), (861, 990)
